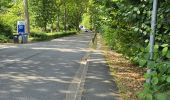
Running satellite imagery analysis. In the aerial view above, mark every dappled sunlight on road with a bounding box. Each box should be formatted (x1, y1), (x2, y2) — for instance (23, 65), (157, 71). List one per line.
(82, 51), (120, 100)
(32, 47), (77, 52)
(0, 33), (94, 100)
(88, 58), (107, 64)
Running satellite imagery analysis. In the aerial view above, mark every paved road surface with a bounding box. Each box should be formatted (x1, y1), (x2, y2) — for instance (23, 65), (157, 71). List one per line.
(81, 51), (119, 100)
(0, 33), (93, 100)
(0, 32), (119, 100)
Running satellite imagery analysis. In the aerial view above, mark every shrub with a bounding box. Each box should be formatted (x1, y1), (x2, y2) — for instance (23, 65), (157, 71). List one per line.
(0, 34), (9, 43)
(0, 22), (13, 38)
(29, 31), (76, 41)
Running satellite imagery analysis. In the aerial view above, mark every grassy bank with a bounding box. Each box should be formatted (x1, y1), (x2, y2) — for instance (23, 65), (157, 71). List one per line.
(0, 31), (77, 43)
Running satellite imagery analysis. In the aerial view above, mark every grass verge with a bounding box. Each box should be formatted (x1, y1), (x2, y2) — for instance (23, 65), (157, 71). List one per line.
(29, 31), (77, 42)
(0, 31), (77, 43)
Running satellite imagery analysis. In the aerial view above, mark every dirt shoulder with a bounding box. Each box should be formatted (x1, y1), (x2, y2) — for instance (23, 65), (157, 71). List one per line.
(98, 34), (146, 100)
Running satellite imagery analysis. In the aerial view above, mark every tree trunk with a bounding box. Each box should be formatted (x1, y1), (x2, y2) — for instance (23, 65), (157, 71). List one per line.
(56, 14), (60, 32)
(51, 23), (53, 33)
(42, 23), (47, 32)
(23, 0), (30, 34)
(64, 2), (67, 32)
(76, 12), (81, 31)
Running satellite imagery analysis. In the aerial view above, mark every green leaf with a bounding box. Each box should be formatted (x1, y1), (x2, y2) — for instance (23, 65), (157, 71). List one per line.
(155, 93), (166, 100)
(166, 50), (170, 58)
(139, 59), (147, 67)
(144, 73), (151, 79)
(138, 92), (145, 100)
(144, 53), (149, 59)
(145, 39), (149, 43)
(147, 61), (156, 69)
(140, 47), (145, 52)
(134, 28), (139, 32)
(137, 10), (140, 14)
(154, 44), (159, 52)
(153, 52), (159, 60)
(145, 44), (150, 52)
(158, 64), (167, 74)
(157, 24), (161, 28)
(151, 77), (159, 85)
(161, 44), (168, 47)
(166, 90), (170, 97)
(167, 77), (170, 82)
(160, 75), (166, 82)
(133, 7), (138, 11)
(150, 71), (158, 77)
(146, 94), (152, 100)
(162, 47), (168, 56)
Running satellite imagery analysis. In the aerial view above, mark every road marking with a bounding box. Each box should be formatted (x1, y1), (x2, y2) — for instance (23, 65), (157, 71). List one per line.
(65, 33), (96, 100)
(64, 52), (90, 100)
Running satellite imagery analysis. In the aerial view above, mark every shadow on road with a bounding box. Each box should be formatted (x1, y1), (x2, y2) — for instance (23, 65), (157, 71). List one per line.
(0, 33), (92, 100)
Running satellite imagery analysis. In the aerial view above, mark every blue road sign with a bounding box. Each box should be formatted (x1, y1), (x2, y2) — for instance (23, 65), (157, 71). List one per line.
(17, 21), (25, 34)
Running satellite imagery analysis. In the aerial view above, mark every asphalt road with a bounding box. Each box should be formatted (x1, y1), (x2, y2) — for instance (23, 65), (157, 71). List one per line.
(0, 32), (94, 100)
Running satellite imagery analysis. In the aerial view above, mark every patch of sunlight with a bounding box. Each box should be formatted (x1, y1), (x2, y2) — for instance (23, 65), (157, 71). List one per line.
(87, 76), (103, 80)
(95, 92), (119, 97)
(80, 60), (87, 65)
(0, 74), (71, 83)
(1, 59), (21, 62)
(59, 90), (72, 94)
(31, 47), (78, 53)
(10, 89), (22, 93)
(89, 58), (106, 63)
(52, 39), (77, 42)
(103, 80), (112, 83)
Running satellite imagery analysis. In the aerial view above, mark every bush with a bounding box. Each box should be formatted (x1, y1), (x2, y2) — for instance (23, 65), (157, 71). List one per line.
(0, 22), (13, 38)
(29, 31), (76, 41)
(97, 1), (170, 99)
(0, 34), (9, 43)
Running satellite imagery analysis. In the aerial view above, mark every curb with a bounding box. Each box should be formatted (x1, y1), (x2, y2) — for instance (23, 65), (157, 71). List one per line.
(64, 33), (96, 100)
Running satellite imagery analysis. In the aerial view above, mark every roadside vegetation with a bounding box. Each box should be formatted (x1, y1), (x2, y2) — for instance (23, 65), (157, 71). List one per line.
(29, 31), (76, 42)
(98, 34), (145, 100)
(85, 0), (170, 99)
(1, 0), (170, 99)
(0, 0), (88, 42)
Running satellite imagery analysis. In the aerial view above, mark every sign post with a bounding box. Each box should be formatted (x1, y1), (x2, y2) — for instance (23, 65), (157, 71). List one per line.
(17, 21), (28, 43)
(147, 0), (158, 83)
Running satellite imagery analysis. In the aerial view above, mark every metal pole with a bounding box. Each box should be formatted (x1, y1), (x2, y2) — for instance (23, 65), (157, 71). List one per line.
(23, 0), (30, 34)
(147, 0), (158, 83)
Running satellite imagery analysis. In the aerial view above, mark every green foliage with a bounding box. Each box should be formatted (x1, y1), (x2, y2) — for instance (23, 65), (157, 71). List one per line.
(0, 0), (86, 42)
(84, 0), (170, 99)
(0, 20), (13, 38)
(29, 0), (57, 30)
(30, 31), (76, 41)
(1, 0), (24, 32)
(0, 34), (9, 43)
(0, 0), (12, 12)
(81, 13), (91, 29)
(0, 0), (14, 41)
(29, 0), (88, 32)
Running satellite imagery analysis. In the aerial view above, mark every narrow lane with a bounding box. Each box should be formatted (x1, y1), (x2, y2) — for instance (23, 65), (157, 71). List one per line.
(0, 32), (94, 100)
